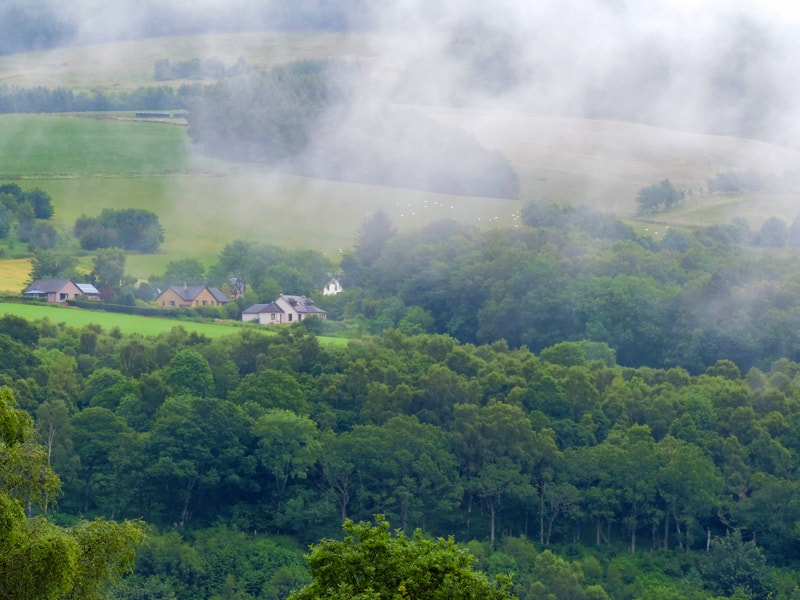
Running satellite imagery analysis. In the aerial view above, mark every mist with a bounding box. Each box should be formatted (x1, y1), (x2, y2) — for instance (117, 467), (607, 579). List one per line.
(8, 0), (800, 146)
(4, 0), (800, 214)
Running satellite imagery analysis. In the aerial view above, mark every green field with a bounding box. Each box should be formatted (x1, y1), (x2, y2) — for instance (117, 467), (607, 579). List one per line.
(0, 301), (349, 345)
(0, 301), (241, 337)
(2, 31), (800, 291)
(0, 112), (523, 285)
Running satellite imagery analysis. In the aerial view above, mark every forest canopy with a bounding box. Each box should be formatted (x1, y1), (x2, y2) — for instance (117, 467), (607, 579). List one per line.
(5, 316), (800, 598)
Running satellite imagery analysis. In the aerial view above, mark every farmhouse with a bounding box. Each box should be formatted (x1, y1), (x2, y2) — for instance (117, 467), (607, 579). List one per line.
(242, 294), (327, 324)
(323, 277), (343, 295)
(24, 279), (99, 303)
(155, 284), (231, 308)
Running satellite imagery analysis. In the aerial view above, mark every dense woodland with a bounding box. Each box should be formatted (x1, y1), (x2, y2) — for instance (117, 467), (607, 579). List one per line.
(322, 203), (800, 375)
(4, 197), (800, 598)
(2, 304), (800, 598)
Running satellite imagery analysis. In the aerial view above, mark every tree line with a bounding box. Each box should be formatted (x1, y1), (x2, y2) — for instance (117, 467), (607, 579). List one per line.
(0, 84), (199, 114)
(154, 57), (252, 81)
(328, 202), (800, 374)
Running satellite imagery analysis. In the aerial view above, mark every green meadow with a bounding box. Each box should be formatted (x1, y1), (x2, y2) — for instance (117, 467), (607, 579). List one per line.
(0, 112), (523, 286)
(0, 301), (349, 345)
(0, 301), (241, 337)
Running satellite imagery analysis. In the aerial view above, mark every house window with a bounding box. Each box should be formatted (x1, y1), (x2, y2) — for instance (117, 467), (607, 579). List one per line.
(169, 300), (175, 307)
(271, 314), (275, 321)
(202, 300), (207, 306)
(59, 293), (68, 300)
(288, 314), (293, 322)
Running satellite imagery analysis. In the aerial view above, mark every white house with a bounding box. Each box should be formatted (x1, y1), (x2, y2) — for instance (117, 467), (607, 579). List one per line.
(242, 294), (327, 324)
(323, 277), (343, 296)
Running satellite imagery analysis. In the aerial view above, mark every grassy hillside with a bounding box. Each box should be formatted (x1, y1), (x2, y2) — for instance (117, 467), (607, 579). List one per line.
(0, 31), (385, 90)
(2, 31), (799, 291)
(425, 108), (800, 222)
(0, 112), (521, 284)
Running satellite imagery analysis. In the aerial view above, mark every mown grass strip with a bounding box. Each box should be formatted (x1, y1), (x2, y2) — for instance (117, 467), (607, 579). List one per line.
(0, 301), (241, 337)
(0, 301), (349, 345)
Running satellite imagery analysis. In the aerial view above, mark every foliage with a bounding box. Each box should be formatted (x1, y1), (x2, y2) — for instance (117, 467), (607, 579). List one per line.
(0, 385), (143, 599)
(28, 249), (79, 284)
(75, 208), (164, 253)
(289, 516), (515, 600)
(3, 308), (800, 595)
(635, 179), (684, 214)
(152, 258), (207, 290)
(91, 248), (128, 297)
(186, 59), (351, 163)
(207, 240), (333, 300)
(0, 183), (56, 251)
(699, 530), (774, 599)
(354, 209), (397, 269)
(341, 205), (800, 373)
(521, 200), (635, 240)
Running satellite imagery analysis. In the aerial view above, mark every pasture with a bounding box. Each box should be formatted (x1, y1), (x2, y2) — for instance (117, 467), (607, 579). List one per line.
(0, 113), (522, 284)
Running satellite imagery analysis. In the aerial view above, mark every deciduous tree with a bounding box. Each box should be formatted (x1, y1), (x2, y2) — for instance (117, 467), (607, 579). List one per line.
(289, 516), (515, 600)
(0, 386), (143, 599)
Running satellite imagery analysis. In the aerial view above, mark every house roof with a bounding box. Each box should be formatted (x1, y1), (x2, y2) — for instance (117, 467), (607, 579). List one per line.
(163, 285), (231, 303)
(242, 302), (283, 314)
(24, 278), (74, 294)
(296, 304), (327, 314)
(76, 283), (99, 295)
(279, 294), (327, 314)
(208, 287), (231, 303)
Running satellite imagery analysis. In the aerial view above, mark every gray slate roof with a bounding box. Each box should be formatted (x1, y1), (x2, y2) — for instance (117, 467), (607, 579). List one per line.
(242, 302), (282, 314)
(166, 285), (230, 303)
(24, 278), (74, 294)
(280, 294), (327, 314)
